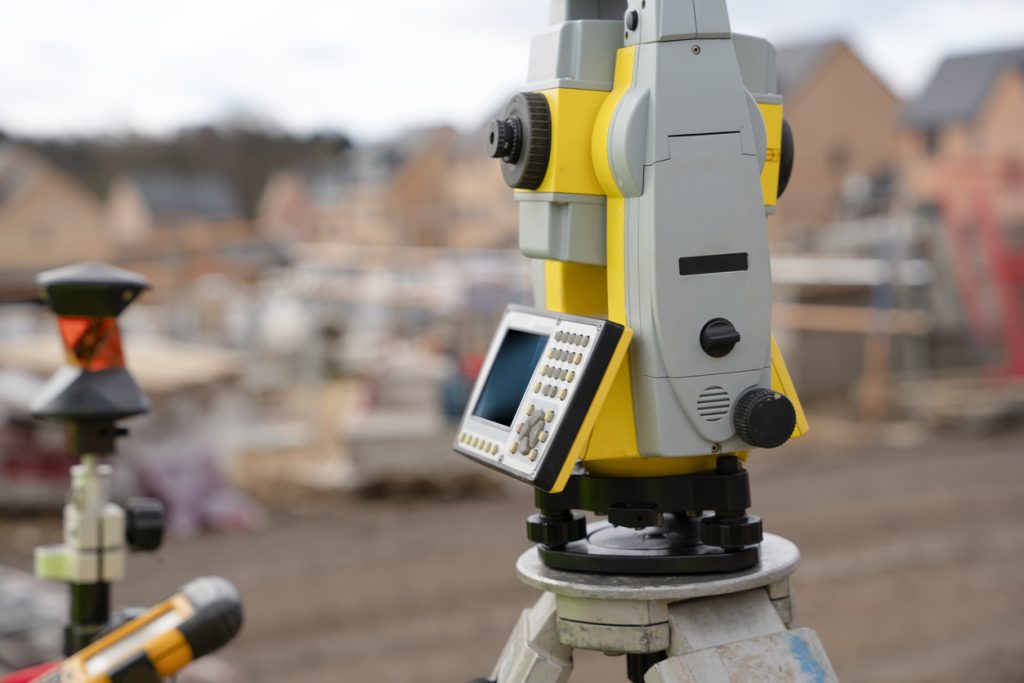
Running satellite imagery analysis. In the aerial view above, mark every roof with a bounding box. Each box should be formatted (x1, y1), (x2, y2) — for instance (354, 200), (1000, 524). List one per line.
(775, 40), (842, 97)
(127, 171), (243, 223)
(904, 46), (1024, 127)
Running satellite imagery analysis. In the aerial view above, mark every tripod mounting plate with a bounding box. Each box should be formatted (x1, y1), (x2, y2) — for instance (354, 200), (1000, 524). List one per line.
(538, 518), (760, 575)
(518, 533), (798, 602)
(530, 465), (764, 574)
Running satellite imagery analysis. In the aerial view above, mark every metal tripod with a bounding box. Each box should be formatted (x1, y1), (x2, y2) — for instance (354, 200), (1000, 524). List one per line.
(484, 535), (837, 683)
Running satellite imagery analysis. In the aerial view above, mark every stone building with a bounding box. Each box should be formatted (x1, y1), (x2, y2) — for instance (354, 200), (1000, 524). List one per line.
(0, 144), (106, 300)
(257, 125), (517, 251)
(900, 46), (1024, 221)
(105, 172), (280, 293)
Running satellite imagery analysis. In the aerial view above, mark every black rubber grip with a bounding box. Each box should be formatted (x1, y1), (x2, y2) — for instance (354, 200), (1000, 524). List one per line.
(179, 577), (243, 658)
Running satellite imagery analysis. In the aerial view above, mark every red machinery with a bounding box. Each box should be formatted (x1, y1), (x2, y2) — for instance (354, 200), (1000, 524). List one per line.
(940, 158), (1024, 376)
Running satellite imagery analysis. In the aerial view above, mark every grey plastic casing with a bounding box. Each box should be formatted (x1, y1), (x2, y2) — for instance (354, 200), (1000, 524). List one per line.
(516, 18), (621, 266)
(525, 0), (782, 458)
(614, 0), (772, 456)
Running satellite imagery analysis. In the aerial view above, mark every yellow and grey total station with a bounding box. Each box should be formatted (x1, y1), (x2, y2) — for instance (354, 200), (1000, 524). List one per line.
(454, 0), (807, 575)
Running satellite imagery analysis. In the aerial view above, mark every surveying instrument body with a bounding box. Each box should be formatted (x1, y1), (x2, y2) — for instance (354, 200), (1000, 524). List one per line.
(453, 1), (837, 680)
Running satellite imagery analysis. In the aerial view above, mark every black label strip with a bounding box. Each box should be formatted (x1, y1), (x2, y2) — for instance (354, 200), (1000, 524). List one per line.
(678, 252), (748, 276)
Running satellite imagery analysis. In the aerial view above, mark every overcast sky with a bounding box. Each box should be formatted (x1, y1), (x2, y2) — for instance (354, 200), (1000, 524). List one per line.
(0, 0), (1021, 141)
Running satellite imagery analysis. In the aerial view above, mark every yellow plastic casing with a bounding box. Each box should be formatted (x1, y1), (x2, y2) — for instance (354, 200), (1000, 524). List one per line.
(523, 87), (609, 197)
(146, 594), (198, 676)
(758, 101), (784, 206)
(57, 593), (196, 683)
(583, 46), (647, 471)
(547, 324), (634, 493)
(520, 86), (613, 320)
(770, 335), (809, 438)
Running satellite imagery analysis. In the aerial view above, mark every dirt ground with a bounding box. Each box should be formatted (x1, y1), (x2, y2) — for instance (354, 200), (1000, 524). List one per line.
(2, 426), (1023, 682)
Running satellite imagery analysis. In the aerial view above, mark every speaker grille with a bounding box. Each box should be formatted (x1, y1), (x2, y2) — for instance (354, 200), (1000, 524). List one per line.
(697, 386), (731, 422)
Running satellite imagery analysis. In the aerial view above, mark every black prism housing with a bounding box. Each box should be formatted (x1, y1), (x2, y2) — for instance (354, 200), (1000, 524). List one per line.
(30, 262), (150, 454)
(38, 261), (148, 317)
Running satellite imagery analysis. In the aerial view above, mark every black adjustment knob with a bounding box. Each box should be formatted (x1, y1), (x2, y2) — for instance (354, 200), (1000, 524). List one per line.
(778, 118), (795, 198)
(625, 9), (639, 31)
(486, 117), (521, 162)
(700, 514), (763, 549)
(125, 497), (164, 552)
(733, 388), (796, 449)
(527, 511), (586, 548)
(700, 318), (741, 358)
(491, 92), (551, 190)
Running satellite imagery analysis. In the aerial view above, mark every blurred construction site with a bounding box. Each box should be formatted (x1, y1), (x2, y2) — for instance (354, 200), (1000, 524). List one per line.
(0, 34), (1022, 683)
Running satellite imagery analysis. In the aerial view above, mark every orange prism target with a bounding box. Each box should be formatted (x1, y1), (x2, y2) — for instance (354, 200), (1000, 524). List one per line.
(57, 317), (125, 372)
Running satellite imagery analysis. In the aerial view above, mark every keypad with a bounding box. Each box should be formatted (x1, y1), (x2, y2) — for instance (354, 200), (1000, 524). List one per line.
(459, 319), (599, 474)
(504, 322), (593, 463)
(458, 431), (501, 457)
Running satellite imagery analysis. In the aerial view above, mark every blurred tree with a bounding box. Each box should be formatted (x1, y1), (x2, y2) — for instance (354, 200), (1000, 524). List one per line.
(15, 118), (352, 218)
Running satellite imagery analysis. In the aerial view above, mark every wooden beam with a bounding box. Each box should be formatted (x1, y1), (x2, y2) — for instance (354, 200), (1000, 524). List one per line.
(772, 303), (933, 336)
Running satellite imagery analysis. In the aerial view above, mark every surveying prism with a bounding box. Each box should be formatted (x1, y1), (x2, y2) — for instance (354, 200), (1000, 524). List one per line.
(30, 262), (165, 655)
(455, 1), (836, 680)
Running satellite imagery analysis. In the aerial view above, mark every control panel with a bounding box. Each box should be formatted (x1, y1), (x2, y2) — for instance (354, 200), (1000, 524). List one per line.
(454, 305), (631, 492)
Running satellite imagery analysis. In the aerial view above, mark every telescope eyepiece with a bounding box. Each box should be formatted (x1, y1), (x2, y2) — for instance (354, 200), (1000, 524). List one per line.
(486, 117), (522, 163)
(489, 92), (551, 190)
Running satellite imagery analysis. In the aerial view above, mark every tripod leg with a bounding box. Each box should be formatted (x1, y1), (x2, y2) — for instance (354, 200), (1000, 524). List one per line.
(488, 593), (573, 683)
(645, 589), (837, 682)
(645, 629), (835, 683)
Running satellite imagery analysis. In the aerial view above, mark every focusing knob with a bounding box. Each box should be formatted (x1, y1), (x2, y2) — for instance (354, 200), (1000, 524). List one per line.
(733, 388), (796, 449)
(490, 92), (551, 190)
(125, 497), (165, 552)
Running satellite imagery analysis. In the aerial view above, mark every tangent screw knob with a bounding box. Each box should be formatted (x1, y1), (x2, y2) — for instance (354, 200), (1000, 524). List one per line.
(700, 515), (763, 549)
(526, 511), (586, 548)
(125, 497), (165, 552)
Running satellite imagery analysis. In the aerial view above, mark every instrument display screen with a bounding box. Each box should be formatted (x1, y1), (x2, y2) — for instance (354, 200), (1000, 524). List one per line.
(472, 329), (548, 428)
